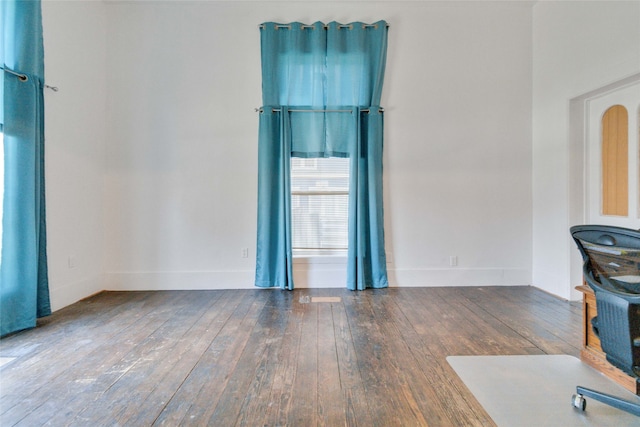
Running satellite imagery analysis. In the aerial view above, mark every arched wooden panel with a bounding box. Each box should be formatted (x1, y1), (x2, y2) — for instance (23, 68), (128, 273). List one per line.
(601, 104), (628, 216)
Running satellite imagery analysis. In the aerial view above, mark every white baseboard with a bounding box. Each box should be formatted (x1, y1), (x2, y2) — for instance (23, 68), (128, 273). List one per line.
(104, 271), (256, 291)
(388, 268), (531, 287)
(102, 267), (530, 291)
(49, 274), (105, 312)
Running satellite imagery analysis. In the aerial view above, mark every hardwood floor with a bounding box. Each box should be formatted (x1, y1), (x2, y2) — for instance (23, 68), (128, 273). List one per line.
(0, 286), (582, 426)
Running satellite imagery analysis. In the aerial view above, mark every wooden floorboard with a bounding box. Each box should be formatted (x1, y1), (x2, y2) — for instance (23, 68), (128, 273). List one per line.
(331, 296), (374, 427)
(0, 286), (583, 426)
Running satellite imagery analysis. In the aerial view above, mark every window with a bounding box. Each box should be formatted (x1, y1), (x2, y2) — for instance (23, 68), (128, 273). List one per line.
(290, 157), (349, 255)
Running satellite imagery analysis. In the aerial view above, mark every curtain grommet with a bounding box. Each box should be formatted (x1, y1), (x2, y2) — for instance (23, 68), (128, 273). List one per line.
(18, 74), (28, 82)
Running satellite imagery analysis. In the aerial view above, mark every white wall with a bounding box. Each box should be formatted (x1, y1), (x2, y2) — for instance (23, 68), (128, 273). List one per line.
(384, 2), (532, 288)
(40, 0), (535, 307)
(100, 1), (533, 291)
(42, 0), (107, 310)
(532, 1), (640, 300)
(39, 1), (640, 307)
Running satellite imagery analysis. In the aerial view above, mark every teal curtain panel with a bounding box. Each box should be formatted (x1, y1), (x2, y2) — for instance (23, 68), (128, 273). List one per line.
(256, 21), (389, 290)
(1, 0), (51, 336)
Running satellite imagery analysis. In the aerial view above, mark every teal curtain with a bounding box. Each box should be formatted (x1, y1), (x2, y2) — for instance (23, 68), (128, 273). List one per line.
(256, 21), (389, 290)
(0, 0), (50, 336)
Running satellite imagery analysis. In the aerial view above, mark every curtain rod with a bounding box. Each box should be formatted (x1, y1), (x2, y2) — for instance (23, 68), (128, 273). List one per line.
(254, 107), (384, 114)
(259, 23), (389, 30)
(1, 67), (59, 92)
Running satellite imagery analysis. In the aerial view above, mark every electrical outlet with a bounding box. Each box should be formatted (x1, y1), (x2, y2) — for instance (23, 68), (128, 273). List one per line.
(68, 255), (76, 269)
(241, 248), (249, 258)
(449, 255), (458, 267)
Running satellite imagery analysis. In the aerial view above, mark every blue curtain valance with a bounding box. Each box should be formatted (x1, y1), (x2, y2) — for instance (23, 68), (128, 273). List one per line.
(260, 20), (388, 108)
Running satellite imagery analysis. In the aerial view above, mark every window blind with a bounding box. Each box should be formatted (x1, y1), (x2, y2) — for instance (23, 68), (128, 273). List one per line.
(291, 157), (349, 251)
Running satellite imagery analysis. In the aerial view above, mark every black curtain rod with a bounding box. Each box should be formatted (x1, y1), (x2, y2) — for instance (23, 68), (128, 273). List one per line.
(259, 23), (389, 30)
(254, 107), (384, 114)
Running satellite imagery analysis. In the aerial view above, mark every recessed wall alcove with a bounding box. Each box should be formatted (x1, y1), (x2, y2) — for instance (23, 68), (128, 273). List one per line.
(568, 72), (640, 300)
